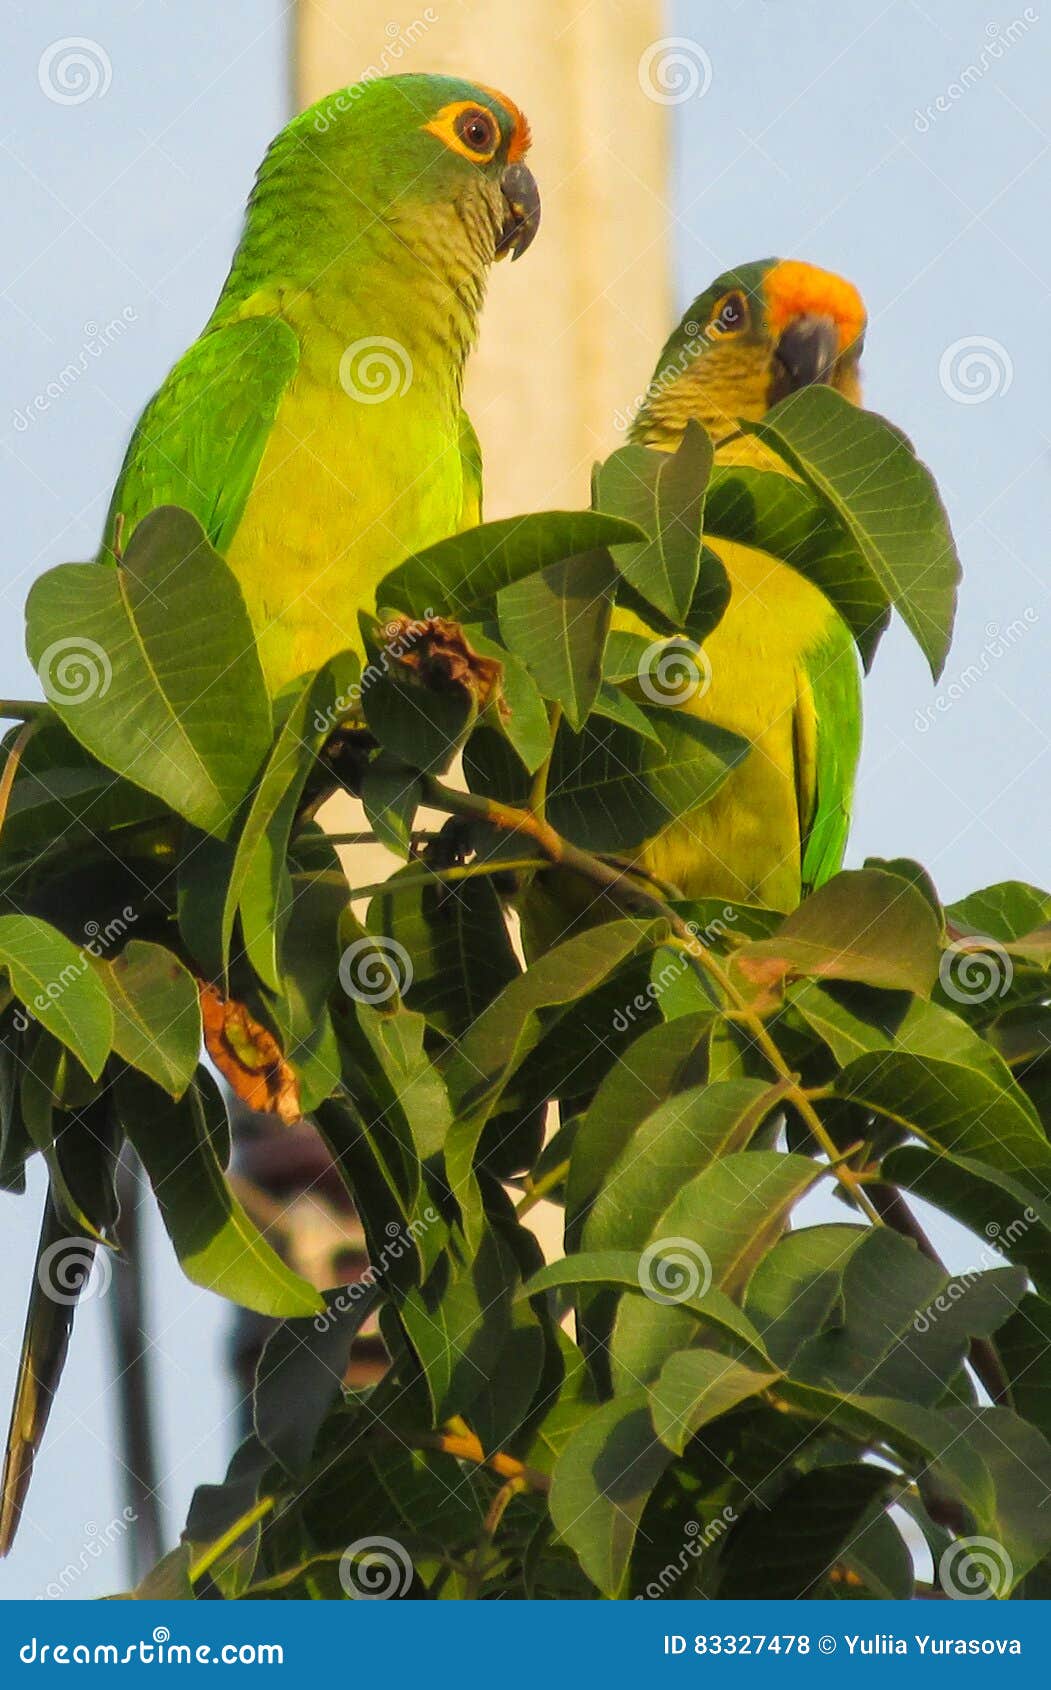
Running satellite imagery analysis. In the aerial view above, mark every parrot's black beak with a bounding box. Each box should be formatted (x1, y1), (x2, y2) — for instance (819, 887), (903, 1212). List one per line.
(769, 313), (840, 403)
(496, 162), (541, 262)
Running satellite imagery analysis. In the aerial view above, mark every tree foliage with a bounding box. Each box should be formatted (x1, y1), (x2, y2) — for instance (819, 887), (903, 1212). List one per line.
(3, 388), (1047, 1602)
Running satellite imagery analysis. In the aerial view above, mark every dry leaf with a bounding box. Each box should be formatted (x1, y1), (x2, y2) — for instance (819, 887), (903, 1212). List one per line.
(199, 981), (301, 1125)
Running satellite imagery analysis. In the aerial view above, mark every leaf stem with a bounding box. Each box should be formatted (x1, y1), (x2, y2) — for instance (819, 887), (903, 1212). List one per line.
(0, 701), (47, 722)
(516, 1157), (571, 1218)
(351, 858), (549, 903)
(188, 1496), (275, 1585)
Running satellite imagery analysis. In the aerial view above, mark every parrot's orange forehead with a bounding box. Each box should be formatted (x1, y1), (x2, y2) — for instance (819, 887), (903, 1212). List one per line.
(477, 84), (532, 160)
(762, 260), (866, 355)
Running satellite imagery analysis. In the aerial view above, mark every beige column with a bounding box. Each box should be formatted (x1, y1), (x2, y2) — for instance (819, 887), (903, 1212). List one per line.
(294, 0), (673, 514)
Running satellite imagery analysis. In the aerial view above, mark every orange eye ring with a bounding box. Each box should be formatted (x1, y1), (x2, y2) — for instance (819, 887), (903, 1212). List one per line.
(425, 101), (501, 164)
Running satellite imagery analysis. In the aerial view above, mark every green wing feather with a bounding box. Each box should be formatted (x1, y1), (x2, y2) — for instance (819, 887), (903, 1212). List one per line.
(100, 317), (299, 558)
(796, 618), (863, 893)
(457, 408), (484, 529)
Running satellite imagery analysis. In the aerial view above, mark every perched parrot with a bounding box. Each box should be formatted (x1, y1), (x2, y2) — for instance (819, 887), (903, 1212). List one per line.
(100, 72), (539, 697)
(1, 71), (539, 1558)
(621, 257), (868, 912)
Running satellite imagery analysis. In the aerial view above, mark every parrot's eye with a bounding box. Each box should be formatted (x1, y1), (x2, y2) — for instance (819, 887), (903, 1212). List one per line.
(712, 292), (749, 334)
(454, 107), (500, 157)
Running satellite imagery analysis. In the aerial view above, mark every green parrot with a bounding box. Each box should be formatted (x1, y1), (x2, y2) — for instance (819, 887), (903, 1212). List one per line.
(2, 71), (539, 1558)
(100, 72), (539, 698)
(619, 257), (868, 912)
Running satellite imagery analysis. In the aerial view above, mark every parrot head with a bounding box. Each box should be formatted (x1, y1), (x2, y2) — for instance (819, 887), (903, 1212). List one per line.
(630, 258), (866, 450)
(278, 74), (539, 267)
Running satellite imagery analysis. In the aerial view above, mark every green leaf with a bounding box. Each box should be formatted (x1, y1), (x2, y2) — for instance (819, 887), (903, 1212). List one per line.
(998, 1296), (1051, 1443)
(593, 422), (712, 623)
(497, 549), (615, 731)
(462, 623), (552, 774)
(522, 1253), (771, 1360)
(837, 1045), (1051, 1189)
(650, 1350), (782, 1455)
(368, 869), (519, 1041)
(255, 1288), (381, 1475)
(743, 388), (960, 678)
(790, 1228), (1025, 1406)
(883, 1146), (1051, 1298)
(942, 1407), (1051, 1590)
(716, 1465), (895, 1598)
(610, 1152), (826, 1391)
(25, 507), (272, 835)
(947, 880), (1051, 942)
(378, 511), (644, 621)
(787, 979), (910, 1067)
(565, 1012), (711, 1252)
(444, 920), (664, 1249)
(744, 1224), (870, 1369)
(549, 1393), (673, 1597)
(361, 760), (422, 860)
(582, 1080), (786, 1262)
(735, 868), (942, 997)
(0, 717), (162, 858)
(116, 1071), (322, 1316)
(97, 940), (201, 1097)
(223, 652), (359, 989)
(0, 914), (113, 1078)
(545, 709), (748, 855)
(704, 464), (891, 668)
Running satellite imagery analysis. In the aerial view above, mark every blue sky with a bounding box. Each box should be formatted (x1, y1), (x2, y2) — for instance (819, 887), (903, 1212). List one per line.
(1, 0), (1049, 1598)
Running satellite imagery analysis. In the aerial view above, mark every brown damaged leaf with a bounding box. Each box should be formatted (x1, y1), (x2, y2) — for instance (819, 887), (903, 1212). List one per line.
(378, 613), (507, 716)
(199, 981), (301, 1125)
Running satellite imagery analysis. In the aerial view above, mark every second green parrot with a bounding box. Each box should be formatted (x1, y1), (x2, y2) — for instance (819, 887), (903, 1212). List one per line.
(619, 257), (868, 912)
